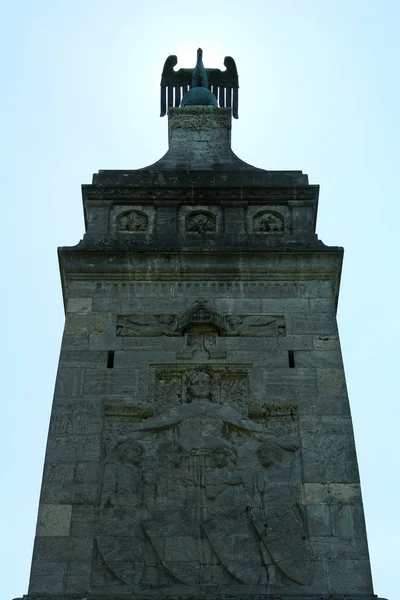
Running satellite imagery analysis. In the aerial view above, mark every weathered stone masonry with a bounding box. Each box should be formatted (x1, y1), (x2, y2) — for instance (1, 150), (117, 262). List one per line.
(18, 106), (386, 600)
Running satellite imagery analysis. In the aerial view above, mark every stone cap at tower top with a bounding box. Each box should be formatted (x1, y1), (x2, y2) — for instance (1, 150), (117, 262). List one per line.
(148, 107), (258, 172)
(93, 107), (309, 186)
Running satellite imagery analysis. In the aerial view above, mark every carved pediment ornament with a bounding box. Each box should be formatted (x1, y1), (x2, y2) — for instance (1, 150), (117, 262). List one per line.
(176, 298), (227, 334)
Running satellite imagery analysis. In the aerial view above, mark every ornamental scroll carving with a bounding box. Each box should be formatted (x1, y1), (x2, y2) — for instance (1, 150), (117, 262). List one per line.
(253, 211), (284, 233)
(118, 210), (148, 232)
(95, 369), (312, 591)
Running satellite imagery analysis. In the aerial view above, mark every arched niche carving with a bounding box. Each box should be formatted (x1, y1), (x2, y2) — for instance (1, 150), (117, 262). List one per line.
(253, 210), (284, 233)
(118, 210), (148, 232)
(185, 211), (216, 233)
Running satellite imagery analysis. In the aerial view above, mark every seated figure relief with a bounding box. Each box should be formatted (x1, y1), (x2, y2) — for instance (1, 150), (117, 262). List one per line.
(96, 369), (312, 591)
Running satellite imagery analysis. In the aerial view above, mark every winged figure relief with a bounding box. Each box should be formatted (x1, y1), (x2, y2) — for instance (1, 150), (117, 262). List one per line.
(160, 51), (239, 118)
(116, 314), (176, 337)
(227, 315), (286, 336)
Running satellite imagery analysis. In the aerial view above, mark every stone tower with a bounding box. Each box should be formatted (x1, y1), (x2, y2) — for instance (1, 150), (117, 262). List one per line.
(18, 53), (385, 600)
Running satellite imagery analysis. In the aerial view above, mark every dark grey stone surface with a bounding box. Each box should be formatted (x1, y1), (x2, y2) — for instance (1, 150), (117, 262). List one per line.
(20, 107), (383, 600)
(16, 594), (388, 600)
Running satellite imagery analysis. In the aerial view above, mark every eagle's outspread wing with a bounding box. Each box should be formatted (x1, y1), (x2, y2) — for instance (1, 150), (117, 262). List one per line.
(160, 55), (192, 116)
(206, 56), (239, 118)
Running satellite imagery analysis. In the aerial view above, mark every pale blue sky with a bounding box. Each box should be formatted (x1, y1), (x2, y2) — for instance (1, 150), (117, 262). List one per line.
(2, 2), (399, 599)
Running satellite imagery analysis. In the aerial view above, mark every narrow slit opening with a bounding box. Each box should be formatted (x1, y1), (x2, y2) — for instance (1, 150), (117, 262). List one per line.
(107, 350), (115, 369)
(288, 350), (295, 368)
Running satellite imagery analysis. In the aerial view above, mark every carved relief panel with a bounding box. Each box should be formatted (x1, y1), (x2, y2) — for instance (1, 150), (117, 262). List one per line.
(118, 210), (148, 231)
(186, 211), (216, 233)
(246, 205), (290, 237)
(179, 205), (221, 234)
(111, 205), (156, 236)
(253, 210), (284, 232)
(150, 364), (251, 415)
(93, 366), (309, 593)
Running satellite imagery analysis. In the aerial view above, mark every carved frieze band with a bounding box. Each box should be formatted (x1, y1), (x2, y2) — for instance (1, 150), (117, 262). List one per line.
(117, 299), (285, 337)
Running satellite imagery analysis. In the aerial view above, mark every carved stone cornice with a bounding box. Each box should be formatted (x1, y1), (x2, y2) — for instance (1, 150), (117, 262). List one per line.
(82, 184), (319, 204)
(58, 247), (343, 312)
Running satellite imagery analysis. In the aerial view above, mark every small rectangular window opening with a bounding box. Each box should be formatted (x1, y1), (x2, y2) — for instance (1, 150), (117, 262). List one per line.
(107, 350), (115, 369)
(288, 350), (295, 368)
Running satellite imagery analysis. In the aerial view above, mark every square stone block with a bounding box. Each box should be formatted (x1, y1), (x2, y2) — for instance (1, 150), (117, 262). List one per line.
(309, 298), (335, 312)
(325, 558), (373, 594)
(261, 298), (310, 313)
(65, 560), (92, 593)
(64, 312), (111, 336)
(317, 368), (348, 397)
(302, 483), (361, 504)
(288, 313), (338, 335)
(62, 334), (89, 350)
(295, 350), (342, 369)
(83, 369), (139, 395)
(49, 413), (103, 435)
(59, 350), (107, 368)
(32, 535), (93, 561)
(263, 368), (317, 399)
(331, 504), (368, 539)
(36, 504), (72, 536)
(306, 504), (332, 536)
(313, 334), (340, 350)
(28, 561), (66, 593)
(54, 367), (82, 397)
(66, 297), (92, 314)
(40, 482), (98, 505)
(46, 433), (101, 462)
(43, 463), (75, 483)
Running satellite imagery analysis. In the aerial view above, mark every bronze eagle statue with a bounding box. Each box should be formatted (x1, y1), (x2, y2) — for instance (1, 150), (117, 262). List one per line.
(160, 48), (239, 119)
